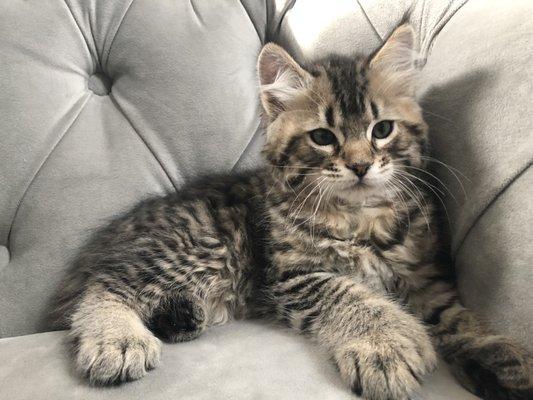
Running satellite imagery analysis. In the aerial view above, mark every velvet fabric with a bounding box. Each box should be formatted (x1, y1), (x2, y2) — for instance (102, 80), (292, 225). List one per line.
(1, 0), (531, 398)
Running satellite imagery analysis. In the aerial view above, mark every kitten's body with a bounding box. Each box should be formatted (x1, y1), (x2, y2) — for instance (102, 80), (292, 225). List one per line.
(53, 26), (532, 400)
(56, 168), (443, 329)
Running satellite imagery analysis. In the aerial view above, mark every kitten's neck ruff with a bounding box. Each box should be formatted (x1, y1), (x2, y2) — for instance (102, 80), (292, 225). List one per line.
(262, 168), (406, 240)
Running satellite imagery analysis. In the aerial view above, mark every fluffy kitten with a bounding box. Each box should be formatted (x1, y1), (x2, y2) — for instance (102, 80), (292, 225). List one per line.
(53, 25), (532, 400)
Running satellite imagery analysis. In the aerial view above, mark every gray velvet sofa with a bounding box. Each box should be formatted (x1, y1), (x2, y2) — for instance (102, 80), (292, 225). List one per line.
(1, 1), (531, 399)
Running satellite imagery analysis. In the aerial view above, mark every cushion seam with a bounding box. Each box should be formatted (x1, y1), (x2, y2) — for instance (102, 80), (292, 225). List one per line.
(103, 0), (135, 74)
(231, 120), (263, 172)
(419, 0), (470, 60)
(108, 93), (179, 192)
(238, 0), (263, 44)
(6, 93), (92, 250)
(62, 0), (96, 73)
(453, 160), (533, 258)
(356, 0), (383, 41)
(269, 0), (296, 43)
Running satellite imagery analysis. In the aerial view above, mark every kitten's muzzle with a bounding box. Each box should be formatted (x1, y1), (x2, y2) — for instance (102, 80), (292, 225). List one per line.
(346, 162), (371, 178)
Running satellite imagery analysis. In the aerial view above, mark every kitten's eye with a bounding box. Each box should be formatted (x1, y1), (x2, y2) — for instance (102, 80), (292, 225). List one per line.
(309, 129), (336, 146)
(372, 120), (394, 139)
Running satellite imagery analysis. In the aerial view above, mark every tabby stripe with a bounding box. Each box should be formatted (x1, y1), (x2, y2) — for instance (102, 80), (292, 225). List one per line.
(300, 309), (321, 334)
(278, 269), (326, 283)
(325, 106), (335, 126)
(99, 280), (131, 300)
(287, 174), (305, 188)
(351, 352), (363, 396)
(321, 283), (352, 315)
(281, 276), (325, 296)
(283, 279), (330, 311)
(424, 298), (457, 325)
(278, 136), (302, 166)
(181, 204), (203, 225)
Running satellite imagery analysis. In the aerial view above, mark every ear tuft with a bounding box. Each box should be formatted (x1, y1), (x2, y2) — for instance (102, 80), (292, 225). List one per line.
(369, 24), (418, 96)
(257, 43), (311, 118)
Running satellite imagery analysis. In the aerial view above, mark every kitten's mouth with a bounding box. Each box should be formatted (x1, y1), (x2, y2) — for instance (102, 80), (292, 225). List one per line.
(338, 179), (370, 191)
(353, 179), (370, 189)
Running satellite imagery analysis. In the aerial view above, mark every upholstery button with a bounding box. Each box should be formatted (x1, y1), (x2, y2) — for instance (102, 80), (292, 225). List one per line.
(0, 246), (9, 271)
(88, 73), (112, 96)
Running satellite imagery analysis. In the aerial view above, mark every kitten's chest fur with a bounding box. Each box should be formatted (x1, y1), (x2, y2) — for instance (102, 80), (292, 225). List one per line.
(321, 205), (401, 274)
(270, 198), (429, 295)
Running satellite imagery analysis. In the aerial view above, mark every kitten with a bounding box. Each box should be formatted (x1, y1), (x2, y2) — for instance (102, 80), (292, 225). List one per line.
(52, 25), (532, 400)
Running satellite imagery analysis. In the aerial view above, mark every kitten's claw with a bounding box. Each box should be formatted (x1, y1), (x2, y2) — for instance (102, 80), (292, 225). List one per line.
(335, 327), (437, 400)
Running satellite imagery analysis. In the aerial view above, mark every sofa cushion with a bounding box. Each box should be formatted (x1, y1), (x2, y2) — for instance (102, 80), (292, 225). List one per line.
(416, 0), (533, 350)
(0, 320), (480, 400)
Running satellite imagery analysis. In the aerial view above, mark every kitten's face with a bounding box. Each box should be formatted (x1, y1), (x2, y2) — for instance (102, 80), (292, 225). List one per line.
(258, 25), (427, 203)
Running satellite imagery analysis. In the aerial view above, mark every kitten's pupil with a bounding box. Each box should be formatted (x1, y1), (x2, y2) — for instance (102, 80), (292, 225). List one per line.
(310, 129), (336, 146)
(372, 120), (394, 139)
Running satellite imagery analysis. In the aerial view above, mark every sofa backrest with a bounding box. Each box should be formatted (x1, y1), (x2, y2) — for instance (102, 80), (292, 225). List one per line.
(1, 0), (531, 352)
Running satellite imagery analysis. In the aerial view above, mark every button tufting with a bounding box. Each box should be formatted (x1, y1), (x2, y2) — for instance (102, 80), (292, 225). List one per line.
(0, 246), (9, 271)
(88, 73), (112, 96)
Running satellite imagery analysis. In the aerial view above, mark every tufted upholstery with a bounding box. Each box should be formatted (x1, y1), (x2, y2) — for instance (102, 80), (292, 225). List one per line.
(1, 0), (267, 337)
(0, 0), (531, 398)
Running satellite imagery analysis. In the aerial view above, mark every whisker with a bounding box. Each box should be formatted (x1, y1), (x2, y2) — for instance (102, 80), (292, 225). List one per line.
(402, 165), (460, 201)
(288, 176), (324, 214)
(384, 181), (411, 232)
(390, 174), (431, 232)
(271, 165), (326, 170)
(394, 169), (447, 198)
(422, 109), (456, 125)
(386, 180), (413, 231)
(418, 155), (470, 198)
(290, 177), (326, 228)
(394, 173), (431, 214)
(418, 155), (469, 179)
(310, 180), (331, 246)
(395, 171), (452, 229)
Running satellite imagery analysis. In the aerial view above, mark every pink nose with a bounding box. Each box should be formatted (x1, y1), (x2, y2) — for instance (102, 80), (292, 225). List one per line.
(346, 163), (370, 178)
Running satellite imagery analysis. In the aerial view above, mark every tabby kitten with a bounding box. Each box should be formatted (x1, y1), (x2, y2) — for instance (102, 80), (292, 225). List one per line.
(53, 25), (532, 400)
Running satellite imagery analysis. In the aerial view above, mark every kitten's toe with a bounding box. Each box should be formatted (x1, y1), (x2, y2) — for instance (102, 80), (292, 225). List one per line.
(336, 338), (436, 400)
(73, 332), (162, 385)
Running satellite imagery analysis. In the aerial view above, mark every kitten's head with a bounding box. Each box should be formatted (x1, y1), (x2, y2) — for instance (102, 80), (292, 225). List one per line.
(258, 25), (427, 203)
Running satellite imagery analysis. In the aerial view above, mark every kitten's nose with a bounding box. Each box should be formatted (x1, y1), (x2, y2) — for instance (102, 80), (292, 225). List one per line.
(346, 162), (371, 178)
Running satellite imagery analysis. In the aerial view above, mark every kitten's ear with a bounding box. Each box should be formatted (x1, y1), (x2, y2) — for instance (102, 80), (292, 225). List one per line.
(257, 43), (312, 118)
(369, 24), (418, 96)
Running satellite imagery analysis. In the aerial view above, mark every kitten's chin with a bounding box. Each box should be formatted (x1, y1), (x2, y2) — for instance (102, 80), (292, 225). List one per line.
(333, 182), (391, 204)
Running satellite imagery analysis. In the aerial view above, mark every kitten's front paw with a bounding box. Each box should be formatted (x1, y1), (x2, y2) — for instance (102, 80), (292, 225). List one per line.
(335, 328), (436, 399)
(450, 336), (533, 400)
(71, 330), (162, 385)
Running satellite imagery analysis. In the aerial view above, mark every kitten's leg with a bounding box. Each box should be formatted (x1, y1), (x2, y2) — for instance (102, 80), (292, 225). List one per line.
(272, 272), (437, 400)
(431, 302), (533, 399)
(70, 274), (238, 385)
(409, 280), (533, 399)
(69, 288), (162, 385)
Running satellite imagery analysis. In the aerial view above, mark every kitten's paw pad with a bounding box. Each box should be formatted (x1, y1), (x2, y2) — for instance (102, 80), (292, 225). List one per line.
(73, 332), (162, 385)
(336, 339), (437, 400)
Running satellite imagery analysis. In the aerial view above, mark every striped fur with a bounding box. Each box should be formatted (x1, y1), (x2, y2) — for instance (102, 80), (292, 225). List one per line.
(52, 25), (532, 399)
